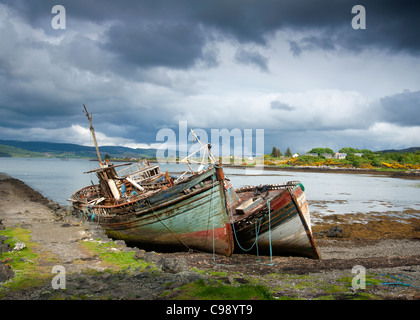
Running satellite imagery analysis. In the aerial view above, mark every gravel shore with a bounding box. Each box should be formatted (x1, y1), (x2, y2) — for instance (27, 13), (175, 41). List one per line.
(0, 172), (419, 301)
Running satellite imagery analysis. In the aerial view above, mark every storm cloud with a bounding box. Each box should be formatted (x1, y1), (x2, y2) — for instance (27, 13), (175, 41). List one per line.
(0, 0), (419, 153)
(379, 90), (420, 127)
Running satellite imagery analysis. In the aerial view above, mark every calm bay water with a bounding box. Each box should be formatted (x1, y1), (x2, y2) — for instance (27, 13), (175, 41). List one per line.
(1, 158), (419, 219)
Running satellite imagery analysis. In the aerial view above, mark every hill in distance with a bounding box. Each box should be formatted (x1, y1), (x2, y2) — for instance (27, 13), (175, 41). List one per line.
(0, 139), (158, 159)
(378, 147), (420, 154)
(1, 139), (419, 160)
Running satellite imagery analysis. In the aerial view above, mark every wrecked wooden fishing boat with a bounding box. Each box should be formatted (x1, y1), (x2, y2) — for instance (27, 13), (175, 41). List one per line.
(70, 163), (234, 256)
(228, 182), (320, 259)
(69, 106), (233, 256)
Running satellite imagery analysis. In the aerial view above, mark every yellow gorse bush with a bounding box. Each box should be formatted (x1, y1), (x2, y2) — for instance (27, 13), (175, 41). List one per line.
(382, 162), (420, 170)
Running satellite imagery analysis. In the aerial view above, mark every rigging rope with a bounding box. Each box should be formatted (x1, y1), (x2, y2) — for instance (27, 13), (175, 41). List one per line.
(211, 171), (274, 266)
(379, 274), (420, 288)
(145, 198), (193, 252)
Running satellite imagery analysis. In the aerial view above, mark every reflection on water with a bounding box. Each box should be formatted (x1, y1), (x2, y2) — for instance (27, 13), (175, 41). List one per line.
(1, 158), (419, 219)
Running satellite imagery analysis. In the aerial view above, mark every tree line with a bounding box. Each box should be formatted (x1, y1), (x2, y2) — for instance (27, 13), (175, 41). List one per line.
(271, 146), (292, 158)
(268, 145), (420, 168)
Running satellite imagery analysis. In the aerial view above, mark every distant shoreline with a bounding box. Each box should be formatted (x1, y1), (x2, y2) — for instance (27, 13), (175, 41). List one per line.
(113, 159), (420, 179)
(222, 164), (420, 179)
(2, 156), (420, 179)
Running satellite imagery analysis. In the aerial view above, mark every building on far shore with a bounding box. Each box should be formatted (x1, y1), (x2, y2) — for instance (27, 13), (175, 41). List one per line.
(321, 153), (334, 159)
(335, 153), (347, 159)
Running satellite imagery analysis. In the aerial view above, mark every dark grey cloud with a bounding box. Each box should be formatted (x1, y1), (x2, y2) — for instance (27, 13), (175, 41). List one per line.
(379, 90), (420, 126)
(234, 48), (268, 72)
(288, 35), (337, 57)
(270, 101), (295, 111)
(194, 0), (420, 57)
(103, 22), (208, 70)
(288, 40), (303, 57)
(286, 1), (420, 56)
(3, 0), (420, 66)
(0, 0), (419, 151)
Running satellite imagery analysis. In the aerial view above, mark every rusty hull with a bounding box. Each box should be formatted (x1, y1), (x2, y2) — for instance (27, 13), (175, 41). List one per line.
(71, 167), (234, 256)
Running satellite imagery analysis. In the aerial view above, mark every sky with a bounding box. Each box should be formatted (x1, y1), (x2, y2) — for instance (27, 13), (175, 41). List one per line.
(0, 0), (419, 155)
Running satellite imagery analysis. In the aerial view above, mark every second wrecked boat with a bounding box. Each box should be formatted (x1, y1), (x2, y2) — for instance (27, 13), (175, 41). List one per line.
(229, 182), (320, 259)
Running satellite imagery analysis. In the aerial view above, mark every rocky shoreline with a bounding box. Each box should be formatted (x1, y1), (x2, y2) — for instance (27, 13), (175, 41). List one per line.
(1, 173), (419, 301)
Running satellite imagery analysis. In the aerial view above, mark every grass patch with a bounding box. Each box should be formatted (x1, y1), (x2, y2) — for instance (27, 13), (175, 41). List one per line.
(264, 273), (319, 292)
(172, 279), (275, 300)
(79, 240), (155, 271)
(337, 274), (384, 287)
(313, 274), (383, 300)
(315, 292), (379, 300)
(0, 227), (53, 293)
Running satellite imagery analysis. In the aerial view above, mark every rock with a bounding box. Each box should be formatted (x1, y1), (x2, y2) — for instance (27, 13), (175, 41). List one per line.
(55, 208), (68, 217)
(47, 201), (61, 211)
(144, 251), (162, 264)
(159, 257), (189, 274)
(0, 236), (11, 255)
(39, 291), (52, 299)
(235, 277), (250, 284)
(176, 270), (206, 282)
(315, 226), (344, 238)
(114, 240), (126, 246)
(60, 223), (72, 228)
(13, 242), (26, 251)
(0, 264), (14, 283)
(326, 226), (343, 238)
(133, 249), (146, 260)
(89, 227), (109, 241)
(130, 269), (148, 280)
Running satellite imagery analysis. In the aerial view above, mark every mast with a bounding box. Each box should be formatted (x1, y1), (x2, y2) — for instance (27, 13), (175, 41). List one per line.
(190, 129), (216, 164)
(178, 129), (216, 175)
(83, 104), (103, 166)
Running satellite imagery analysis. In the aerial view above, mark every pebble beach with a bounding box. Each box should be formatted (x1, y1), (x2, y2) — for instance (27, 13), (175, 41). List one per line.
(1, 172), (419, 301)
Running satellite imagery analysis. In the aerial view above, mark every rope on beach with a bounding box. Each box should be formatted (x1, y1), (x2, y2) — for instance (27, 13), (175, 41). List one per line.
(211, 176), (274, 266)
(379, 274), (420, 288)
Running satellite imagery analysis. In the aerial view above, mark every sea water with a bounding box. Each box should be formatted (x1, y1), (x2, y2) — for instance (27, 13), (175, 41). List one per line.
(1, 158), (419, 219)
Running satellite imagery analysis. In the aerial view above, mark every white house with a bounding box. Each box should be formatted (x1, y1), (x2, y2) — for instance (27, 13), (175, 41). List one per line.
(335, 153), (347, 159)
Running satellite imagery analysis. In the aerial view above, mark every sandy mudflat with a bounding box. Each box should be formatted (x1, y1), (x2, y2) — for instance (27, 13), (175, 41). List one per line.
(0, 172), (419, 300)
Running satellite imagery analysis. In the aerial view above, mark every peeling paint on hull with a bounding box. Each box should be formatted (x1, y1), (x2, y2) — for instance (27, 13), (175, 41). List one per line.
(104, 183), (233, 256)
(72, 168), (234, 256)
(233, 184), (320, 259)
